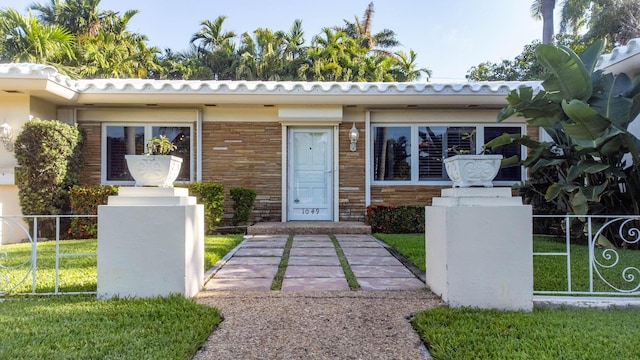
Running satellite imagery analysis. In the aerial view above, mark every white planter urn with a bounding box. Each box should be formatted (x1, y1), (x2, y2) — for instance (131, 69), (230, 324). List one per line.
(125, 155), (183, 187)
(444, 154), (503, 188)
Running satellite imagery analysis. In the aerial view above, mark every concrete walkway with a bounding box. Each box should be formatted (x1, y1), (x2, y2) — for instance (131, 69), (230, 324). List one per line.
(195, 234), (439, 359)
(203, 234), (425, 291)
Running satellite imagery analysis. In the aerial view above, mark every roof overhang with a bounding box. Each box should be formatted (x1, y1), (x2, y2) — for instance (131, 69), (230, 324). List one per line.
(0, 63), (78, 102)
(0, 63), (544, 109)
(596, 38), (640, 78)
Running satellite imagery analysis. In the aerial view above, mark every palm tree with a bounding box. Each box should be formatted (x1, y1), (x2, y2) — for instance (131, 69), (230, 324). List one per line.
(530, 0), (556, 43)
(191, 16), (236, 53)
(29, 0), (103, 37)
(337, 2), (400, 57)
(78, 10), (160, 78)
(282, 19), (307, 79)
(0, 8), (75, 66)
(235, 27), (285, 81)
(393, 50), (431, 81)
(191, 16), (237, 80)
(558, 0), (592, 34)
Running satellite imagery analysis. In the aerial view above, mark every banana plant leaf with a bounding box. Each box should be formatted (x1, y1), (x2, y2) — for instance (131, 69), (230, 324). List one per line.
(590, 72), (634, 127)
(536, 44), (592, 102)
(571, 189), (589, 215)
(579, 39), (605, 75)
(561, 100), (625, 149)
(566, 160), (610, 181)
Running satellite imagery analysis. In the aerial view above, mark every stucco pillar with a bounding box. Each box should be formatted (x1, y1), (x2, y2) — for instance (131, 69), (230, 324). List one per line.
(97, 187), (204, 299)
(425, 188), (533, 311)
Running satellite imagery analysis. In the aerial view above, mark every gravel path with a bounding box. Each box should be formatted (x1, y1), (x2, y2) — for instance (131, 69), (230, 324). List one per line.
(194, 290), (442, 360)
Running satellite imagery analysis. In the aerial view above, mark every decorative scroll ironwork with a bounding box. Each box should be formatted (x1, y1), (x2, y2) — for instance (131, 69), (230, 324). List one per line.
(591, 217), (640, 293)
(0, 217), (33, 295)
(533, 215), (640, 297)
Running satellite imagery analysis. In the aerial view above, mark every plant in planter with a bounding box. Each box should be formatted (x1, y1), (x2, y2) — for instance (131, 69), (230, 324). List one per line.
(484, 39), (640, 216)
(146, 135), (177, 155)
(125, 135), (183, 187)
(444, 129), (503, 188)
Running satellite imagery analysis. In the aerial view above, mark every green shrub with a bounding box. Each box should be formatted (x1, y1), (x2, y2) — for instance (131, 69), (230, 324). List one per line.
(14, 119), (83, 238)
(230, 187), (257, 226)
(186, 182), (224, 234)
(366, 204), (425, 233)
(69, 185), (119, 238)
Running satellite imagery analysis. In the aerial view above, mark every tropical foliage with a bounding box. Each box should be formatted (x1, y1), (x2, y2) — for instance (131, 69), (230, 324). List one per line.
(14, 119), (83, 237)
(471, 0), (640, 81)
(0, 1), (430, 82)
(484, 40), (640, 216)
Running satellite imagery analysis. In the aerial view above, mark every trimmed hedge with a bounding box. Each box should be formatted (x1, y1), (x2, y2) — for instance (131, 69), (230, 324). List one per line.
(14, 119), (83, 238)
(69, 185), (118, 238)
(366, 204), (425, 234)
(230, 187), (257, 226)
(185, 182), (225, 234)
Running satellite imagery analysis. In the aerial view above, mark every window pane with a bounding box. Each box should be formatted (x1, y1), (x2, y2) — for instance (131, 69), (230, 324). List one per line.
(152, 126), (191, 181)
(484, 126), (522, 181)
(106, 126), (144, 181)
(418, 126), (446, 180)
(445, 127), (476, 158)
(373, 126), (411, 181)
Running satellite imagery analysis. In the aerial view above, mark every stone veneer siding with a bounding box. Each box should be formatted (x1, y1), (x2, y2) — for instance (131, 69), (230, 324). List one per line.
(78, 121), (102, 185)
(338, 122), (366, 221)
(201, 122), (282, 223)
(76, 119), (535, 223)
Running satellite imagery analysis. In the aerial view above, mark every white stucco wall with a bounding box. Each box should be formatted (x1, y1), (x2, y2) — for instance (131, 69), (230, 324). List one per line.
(0, 94), (31, 243)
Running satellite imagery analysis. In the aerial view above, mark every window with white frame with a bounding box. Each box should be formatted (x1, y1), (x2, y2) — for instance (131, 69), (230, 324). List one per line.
(102, 124), (192, 183)
(372, 124), (523, 184)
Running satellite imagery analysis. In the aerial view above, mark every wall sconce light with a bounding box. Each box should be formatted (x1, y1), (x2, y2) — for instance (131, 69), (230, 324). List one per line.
(349, 122), (359, 152)
(0, 121), (14, 151)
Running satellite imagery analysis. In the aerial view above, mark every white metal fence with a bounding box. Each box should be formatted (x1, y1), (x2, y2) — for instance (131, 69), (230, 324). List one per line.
(3, 213), (640, 298)
(0, 215), (97, 296)
(533, 214), (640, 297)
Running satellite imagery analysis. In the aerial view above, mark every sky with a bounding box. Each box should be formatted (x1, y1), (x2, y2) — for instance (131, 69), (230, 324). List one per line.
(1, 0), (550, 82)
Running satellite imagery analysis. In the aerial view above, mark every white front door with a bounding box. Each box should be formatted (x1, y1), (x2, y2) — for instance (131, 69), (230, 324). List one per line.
(288, 128), (333, 221)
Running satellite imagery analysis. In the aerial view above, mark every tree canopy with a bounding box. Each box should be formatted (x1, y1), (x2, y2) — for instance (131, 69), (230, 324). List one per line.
(471, 0), (640, 81)
(0, 1), (430, 82)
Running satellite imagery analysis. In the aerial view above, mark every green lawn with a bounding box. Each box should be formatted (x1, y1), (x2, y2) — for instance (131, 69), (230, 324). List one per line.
(413, 306), (640, 360)
(0, 294), (220, 360)
(376, 232), (640, 359)
(0, 235), (243, 359)
(1, 234), (244, 294)
(375, 233), (640, 294)
(374, 233), (426, 272)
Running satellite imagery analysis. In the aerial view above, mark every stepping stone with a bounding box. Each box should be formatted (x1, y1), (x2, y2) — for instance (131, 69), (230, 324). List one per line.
(291, 241), (334, 248)
(344, 256), (404, 266)
(341, 247), (390, 257)
(358, 277), (425, 291)
(281, 277), (349, 291)
(288, 256), (341, 266)
(290, 248), (337, 256)
(246, 235), (289, 241)
(294, 235), (330, 241)
(334, 235), (376, 242)
(224, 256), (282, 266)
(234, 248), (284, 257)
(285, 265), (344, 278)
(205, 277), (273, 291)
(242, 240), (287, 248)
(351, 265), (416, 278)
(338, 241), (380, 248)
(214, 265), (279, 278)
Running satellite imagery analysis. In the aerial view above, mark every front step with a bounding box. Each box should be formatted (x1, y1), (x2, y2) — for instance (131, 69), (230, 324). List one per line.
(247, 221), (371, 235)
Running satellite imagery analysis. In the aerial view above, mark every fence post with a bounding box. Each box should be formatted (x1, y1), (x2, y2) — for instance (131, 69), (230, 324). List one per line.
(426, 188), (533, 311)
